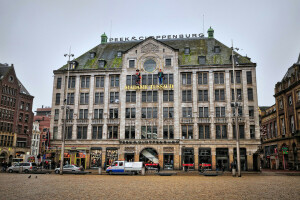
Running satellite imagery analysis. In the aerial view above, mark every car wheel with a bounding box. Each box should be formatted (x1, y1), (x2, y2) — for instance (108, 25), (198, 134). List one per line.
(8, 169), (13, 173)
(55, 170), (59, 174)
(109, 171), (112, 175)
(24, 169), (29, 174)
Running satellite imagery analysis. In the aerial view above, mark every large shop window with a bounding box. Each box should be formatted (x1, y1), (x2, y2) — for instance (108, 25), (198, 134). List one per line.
(234, 148), (247, 171)
(140, 148), (159, 169)
(141, 126), (157, 139)
(216, 148), (229, 171)
(199, 148), (212, 170)
(105, 148), (118, 168)
(182, 148), (194, 170)
(90, 148), (102, 168)
(164, 154), (174, 170)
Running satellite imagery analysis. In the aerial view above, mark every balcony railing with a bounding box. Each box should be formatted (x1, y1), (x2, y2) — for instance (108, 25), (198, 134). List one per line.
(92, 119), (104, 124)
(77, 119), (88, 124)
(107, 118), (120, 124)
(180, 118), (193, 124)
(215, 117), (228, 123)
(197, 117), (210, 123)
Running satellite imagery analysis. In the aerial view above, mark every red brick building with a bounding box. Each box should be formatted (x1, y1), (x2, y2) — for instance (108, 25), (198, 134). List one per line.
(0, 63), (34, 163)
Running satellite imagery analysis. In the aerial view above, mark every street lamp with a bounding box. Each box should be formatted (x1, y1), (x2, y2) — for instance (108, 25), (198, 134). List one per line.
(231, 45), (241, 177)
(59, 48), (74, 175)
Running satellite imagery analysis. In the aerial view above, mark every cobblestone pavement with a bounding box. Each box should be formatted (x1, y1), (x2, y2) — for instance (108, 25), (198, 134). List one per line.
(0, 173), (299, 200)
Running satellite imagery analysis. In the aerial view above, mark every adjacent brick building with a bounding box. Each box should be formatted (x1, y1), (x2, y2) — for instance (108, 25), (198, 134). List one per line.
(50, 28), (260, 170)
(261, 55), (300, 170)
(0, 63), (34, 163)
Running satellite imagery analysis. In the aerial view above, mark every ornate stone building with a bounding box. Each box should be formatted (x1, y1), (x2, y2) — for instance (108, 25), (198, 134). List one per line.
(50, 28), (260, 170)
(261, 55), (300, 170)
(0, 63), (34, 163)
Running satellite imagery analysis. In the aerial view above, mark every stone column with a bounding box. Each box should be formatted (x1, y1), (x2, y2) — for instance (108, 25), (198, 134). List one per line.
(211, 147), (216, 170)
(229, 147), (234, 166)
(194, 146), (199, 170)
(209, 71), (215, 139)
(242, 71), (250, 139)
(192, 71), (198, 139)
(72, 75), (80, 140)
(103, 74), (110, 140)
(225, 70), (233, 139)
(87, 75), (95, 140)
(173, 52), (180, 139)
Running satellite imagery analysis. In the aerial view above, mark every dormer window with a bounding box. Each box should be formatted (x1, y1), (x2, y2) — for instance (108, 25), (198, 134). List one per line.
(69, 61), (77, 70)
(89, 52), (96, 59)
(184, 47), (190, 55)
(117, 51), (122, 58)
(98, 60), (106, 68)
(214, 46), (221, 53)
(198, 56), (206, 65)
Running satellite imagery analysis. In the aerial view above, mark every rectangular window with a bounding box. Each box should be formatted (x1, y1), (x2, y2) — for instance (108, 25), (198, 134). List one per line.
(182, 90), (192, 102)
(141, 91), (158, 103)
(77, 126), (87, 139)
(80, 93), (89, 104)
(216, 125), (227, 139)
(56, 77), (62, 89)
(198, 72), (208, 84)
(126, 91), (136, 103)
(66, 126), (72, 139)
(94, 109), (103, 119)
(68, 77), (76, 88)
(182, 107), (192, 118)
(125, 126), (135, 139)
(79, 109), (88, 119)
(199, 107), (209, 118)
(55, 93), (60, 105)
(109, 108), (118, 119)
(125, 108), (136, 119)
(54, 109), (59, 120)
(165, 59), (171, 66)
(163, 107), (174, 118)
(67, 93), (74, 105)
(214, 46), (220, 53)
(249, 106), (254, 118)
(94, 92), (104, 104)
(163, 125), (174, 139)
(198, 90), (208, 101)
(231, 71), (241, 84)
(250, 125), (255, 139)
(199, 125), (210, 139)
(53, 126), (58, 140)
(129, 60), (135, 68)
(184, 48), (190, 55)
(92, 126), (102, 139)
(182, 125), (193, 139)
(110, 92), (119, 103)
(232, 106), (243, 117)
(163, 90), (174, 102)
(198, 56), (206, 65)
(66, 109), (73, 120)
(247, 71), (252, 84)
(95, 76), (104, 88)
(182, 73), (192, 85)
(233, 125), (245, 139)
(141, 107), (157, 119)
(215, 107), (226, 117)
(81, 76), (90, 88)
(110, 75), (119, 87)
(141, 126), (157, 139)
(248, 88), (254, 101)
(215, 89), (225, 101)
(107, 126), (118, 139)
(214, 72), (224, 84)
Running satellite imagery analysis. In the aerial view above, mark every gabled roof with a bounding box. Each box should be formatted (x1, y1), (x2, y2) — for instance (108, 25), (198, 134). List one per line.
(56, 35), (254, 71)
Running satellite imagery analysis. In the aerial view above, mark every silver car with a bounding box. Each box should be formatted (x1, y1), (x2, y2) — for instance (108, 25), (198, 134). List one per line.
(54, 165), (83, 174)
(7, 162), (37, 173)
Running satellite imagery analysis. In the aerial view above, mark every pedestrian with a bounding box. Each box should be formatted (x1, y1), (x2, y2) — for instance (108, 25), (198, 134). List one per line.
(157, 163), (160, 173)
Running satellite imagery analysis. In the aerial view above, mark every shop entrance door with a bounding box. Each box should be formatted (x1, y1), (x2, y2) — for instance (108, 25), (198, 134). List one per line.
(163, 154), (174, 170)
(125, 153), (134, 162)
(216, 148), (229, 171)
(182, 148), (195, 170)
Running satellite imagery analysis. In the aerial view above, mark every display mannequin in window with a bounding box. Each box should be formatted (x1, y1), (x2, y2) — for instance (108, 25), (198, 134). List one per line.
(135, 69), (141, 86)
(158, 69), (164, 84)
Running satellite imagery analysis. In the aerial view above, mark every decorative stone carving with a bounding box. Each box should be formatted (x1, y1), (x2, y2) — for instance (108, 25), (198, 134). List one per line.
(125, 147), (135, 152)
(163, 147), (174, 153)
(141, 43), (159, 53)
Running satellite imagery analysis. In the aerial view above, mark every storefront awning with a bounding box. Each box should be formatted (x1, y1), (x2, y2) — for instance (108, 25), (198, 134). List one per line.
(91, 147), (102, 150)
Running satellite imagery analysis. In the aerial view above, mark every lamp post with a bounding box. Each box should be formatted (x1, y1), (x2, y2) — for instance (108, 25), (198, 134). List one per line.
(59, 49), (74, 175)
(231, 45), (241, 177)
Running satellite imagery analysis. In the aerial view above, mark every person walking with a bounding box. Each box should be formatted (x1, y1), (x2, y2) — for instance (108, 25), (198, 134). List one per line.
(157, 163), (161, 173)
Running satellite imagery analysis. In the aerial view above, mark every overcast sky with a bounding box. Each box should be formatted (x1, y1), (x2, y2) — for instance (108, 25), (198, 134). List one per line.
(1, 0), (299, 112)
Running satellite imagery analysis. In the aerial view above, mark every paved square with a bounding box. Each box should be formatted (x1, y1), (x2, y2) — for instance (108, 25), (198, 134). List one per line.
(0, 174), (299, 200)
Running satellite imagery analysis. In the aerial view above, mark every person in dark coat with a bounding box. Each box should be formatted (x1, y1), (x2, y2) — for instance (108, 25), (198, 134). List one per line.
(157, 163), (161, 173)
(157, 69), (164, 84)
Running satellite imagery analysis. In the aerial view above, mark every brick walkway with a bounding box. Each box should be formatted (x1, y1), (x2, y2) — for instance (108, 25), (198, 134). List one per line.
(0, 173), (299, 200)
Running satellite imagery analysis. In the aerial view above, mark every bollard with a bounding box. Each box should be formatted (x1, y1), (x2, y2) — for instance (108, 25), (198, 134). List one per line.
(141, 167), (145, 176)
(98, 167), (102, 175)
(232, 168), (236, 177)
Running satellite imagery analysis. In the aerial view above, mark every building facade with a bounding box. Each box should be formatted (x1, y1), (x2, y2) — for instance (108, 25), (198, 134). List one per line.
(0, 63), (34, 164)
(261, 56), (300, 170)
(50, 28), (260, 170)
(31, 121), (40, 156)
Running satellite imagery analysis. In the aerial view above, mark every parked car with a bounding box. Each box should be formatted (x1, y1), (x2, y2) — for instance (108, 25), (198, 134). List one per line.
(54, 165), (83, 174)
(7, 162), (37, 173)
